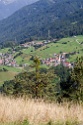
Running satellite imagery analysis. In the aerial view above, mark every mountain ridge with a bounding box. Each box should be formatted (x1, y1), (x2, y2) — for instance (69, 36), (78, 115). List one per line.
(0, 0), (39, 20)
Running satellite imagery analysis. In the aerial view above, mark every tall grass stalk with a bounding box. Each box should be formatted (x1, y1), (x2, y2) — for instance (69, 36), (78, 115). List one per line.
(0, 95), (83, 125)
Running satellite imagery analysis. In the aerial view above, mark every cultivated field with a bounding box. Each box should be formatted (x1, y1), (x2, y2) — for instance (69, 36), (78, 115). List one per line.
(0, 95), (83, 125)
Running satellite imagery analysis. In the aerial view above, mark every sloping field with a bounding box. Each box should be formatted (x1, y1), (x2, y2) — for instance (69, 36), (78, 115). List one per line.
(0, 71), (17, 85)
(0, 96), (83, 125)
(0, 65), (22, 85)
(20, 35), (83, 61)
(0, 35), (83, 84)
(33, 35), (83, 60)
(0, 35), (83, 65)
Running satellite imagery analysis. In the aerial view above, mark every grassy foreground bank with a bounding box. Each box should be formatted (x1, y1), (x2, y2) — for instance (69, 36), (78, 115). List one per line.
(0, 95), (83, 125)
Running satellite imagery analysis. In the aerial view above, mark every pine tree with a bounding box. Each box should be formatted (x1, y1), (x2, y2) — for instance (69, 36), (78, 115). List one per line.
(71, 56), (83, 102)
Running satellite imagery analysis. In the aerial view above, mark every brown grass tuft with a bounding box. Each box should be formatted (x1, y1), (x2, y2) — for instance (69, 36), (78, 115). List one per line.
(0, 95), (83, 124)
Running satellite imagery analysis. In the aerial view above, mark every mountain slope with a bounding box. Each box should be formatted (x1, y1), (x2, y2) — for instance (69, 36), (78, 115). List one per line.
(0, 0), (83, 43)
(0, 0), (39, 20)
(50, 8), (83, 38)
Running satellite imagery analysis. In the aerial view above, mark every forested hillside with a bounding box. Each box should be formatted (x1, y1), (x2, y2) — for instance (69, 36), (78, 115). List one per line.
(0, 0), (83, 43)
(51, 9), (83, 38)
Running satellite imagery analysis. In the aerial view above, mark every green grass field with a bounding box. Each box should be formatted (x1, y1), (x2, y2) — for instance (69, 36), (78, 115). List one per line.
(31, 35), (83, 60)
(0, 35), (83, 84)
(0, 35), (82, 63)
(0, 48), (9, 53)
(0, 71), (16, 85)
(0, 65), (22, 72)
(0, 121), (80, 125)
(0, 66), (22, 85)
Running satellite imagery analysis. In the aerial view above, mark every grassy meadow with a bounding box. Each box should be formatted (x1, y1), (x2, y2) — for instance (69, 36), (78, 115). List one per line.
(0, 95), (83, 125)
(0, 71), (16, 85)
(33, 35), (83, 60)
(0, 66), (22, 85)
(0, 35), (83, 85)
(20, 35), (83, 61)
(12, 35), (83, 68)
(0, 35), (83, 63)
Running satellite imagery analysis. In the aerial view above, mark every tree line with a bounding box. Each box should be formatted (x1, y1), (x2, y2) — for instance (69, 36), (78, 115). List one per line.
(0, 56), (83, 103)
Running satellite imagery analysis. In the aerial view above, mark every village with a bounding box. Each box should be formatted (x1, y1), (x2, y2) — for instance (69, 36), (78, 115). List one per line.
(0, 40), (50, 67)
(0, 51), (74, 69)
(42, 53), (74, 68)
(0, 39), (77, 69)
(20, 39), (54, 48)
(0, 52), (18, 67)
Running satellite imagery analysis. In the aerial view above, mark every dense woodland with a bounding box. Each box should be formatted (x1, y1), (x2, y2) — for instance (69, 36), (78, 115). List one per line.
(1, 56), (83, 103)
(0, 0), (83, 43)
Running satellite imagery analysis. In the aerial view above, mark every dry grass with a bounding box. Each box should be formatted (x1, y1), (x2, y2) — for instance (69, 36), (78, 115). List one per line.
(0, 95), (83, 125)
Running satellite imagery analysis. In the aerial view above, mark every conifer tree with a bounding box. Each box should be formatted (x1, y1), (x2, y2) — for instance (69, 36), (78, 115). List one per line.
(71, 56), (83, 102)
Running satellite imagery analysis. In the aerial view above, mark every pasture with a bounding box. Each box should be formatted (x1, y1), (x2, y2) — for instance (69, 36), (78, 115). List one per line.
(0, 71), (16, 85)
(0, 66), (22, 85)
(32, 35), (83, 60)
(0, 35), (83, 84)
